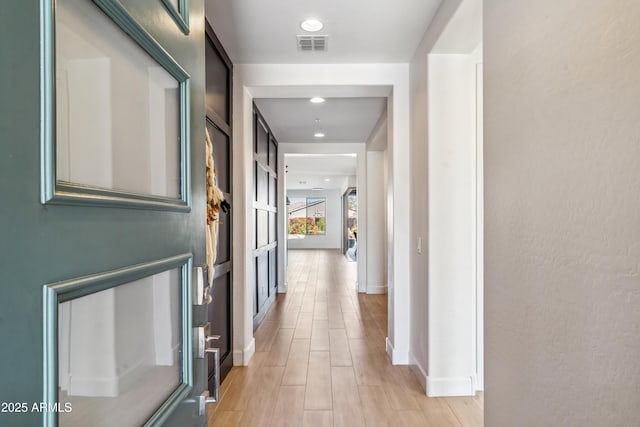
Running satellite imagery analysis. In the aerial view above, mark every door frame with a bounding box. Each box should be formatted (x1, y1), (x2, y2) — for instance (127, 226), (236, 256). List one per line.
(233, 69), (408, 369)
(0, 0), (209, 425)
(204, 20), (234, 384)
(342, 187), (357, 256)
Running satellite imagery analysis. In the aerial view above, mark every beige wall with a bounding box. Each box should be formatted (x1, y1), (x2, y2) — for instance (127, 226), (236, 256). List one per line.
(485, 1), (640, 424)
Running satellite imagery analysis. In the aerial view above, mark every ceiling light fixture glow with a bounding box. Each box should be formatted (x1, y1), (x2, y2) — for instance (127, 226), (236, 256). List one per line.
(324, 178), (331, 182)
(314, 132), (325, 138)
(300, 19), (323, 32)
(310, 97), (325, 104)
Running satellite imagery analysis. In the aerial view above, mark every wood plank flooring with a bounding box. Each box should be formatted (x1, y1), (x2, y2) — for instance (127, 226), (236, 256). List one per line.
(208, 250), (483, 426)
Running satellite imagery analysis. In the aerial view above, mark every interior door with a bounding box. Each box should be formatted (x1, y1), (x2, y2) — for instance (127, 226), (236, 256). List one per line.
(253, 107), (278, 329)
(204, 21), (234, 385)
(0, 1), (207, 426)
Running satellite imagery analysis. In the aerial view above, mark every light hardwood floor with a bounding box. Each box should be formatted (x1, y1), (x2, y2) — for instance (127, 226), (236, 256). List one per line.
(208, 250), (483, 426)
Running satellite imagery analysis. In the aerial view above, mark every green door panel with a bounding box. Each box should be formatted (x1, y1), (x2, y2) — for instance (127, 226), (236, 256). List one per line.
(0, 0), (207, 425)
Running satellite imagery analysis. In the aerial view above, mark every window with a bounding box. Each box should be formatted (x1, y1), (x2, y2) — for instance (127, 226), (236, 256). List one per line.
(288, 197), (326, 235)
(42, 0), (191, 210)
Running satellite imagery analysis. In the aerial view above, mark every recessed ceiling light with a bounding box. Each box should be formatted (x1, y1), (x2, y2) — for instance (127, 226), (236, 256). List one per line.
(314, 132), (325, 138)
(324, 178), (331, 182)
(300, 19), (323, 32)
(310, 97), (325, 104)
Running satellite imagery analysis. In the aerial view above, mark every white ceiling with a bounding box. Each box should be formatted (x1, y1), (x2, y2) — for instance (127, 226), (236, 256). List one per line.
(205, 0), (442, 64)
(286, 154), (357, 190)
(431, 0), (482, 53)
(205, 1), (410, 178)
(254, 97), (386, 143)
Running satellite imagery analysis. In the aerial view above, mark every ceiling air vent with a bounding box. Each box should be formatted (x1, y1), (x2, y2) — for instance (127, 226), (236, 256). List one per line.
(296, 35), (328, 52)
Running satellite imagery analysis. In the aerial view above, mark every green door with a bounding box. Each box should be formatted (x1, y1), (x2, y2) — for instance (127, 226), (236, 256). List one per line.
(0, 0), (208, 426)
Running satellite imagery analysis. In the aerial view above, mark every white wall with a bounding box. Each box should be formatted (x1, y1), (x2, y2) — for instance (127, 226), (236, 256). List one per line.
(279, 142), (367, 295)
(366, 149), (388, 293)
(287, 188), (342, 249)
(60, 272), (179, 397)
(409, 22), (431, 393)
(366, 113), (388, 295)
(64, 290), (117, 396)
(408, 0), (482, 396)
(427, 53), (476, 396)
(473, 60), (484, 392)
(56, 2), (180, 198)
(485, 0), (640, 425)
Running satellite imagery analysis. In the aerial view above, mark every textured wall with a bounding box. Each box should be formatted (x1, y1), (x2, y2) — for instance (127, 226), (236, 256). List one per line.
(485, 0), (640, 425)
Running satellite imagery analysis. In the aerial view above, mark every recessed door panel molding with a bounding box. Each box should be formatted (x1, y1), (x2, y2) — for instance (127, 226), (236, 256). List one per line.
(205, 36), (231, 125)
(161, 0), (190, 35)
(43, 254), (193, 427)
(41, 0), (191, 211)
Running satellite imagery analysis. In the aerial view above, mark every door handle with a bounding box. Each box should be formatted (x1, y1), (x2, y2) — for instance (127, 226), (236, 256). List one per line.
(193, 323), (220, 358)
(193, 347), (219, 416)
(192, 348), (220, 416)
(204, 347), (220, 404)
(191, 333), (221, 416)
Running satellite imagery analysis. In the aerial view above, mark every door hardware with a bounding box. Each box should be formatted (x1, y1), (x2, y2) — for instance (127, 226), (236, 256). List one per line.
(193, 266), (213, 305)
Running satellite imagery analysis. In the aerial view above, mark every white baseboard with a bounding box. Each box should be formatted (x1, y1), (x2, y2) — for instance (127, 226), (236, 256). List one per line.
(233, 337), (255, 366)
(233, 350), (242, 366)
(155, 344), (179, 366)
(366, 283), (387, 294)
(68, 361), (148, 397)
(426, 375), (475, 397)
(471, 373), (485, 392)
(69, 375), (119, 397)
(474, 371), (484, 391)
(408, 353), (427, 392)
(385, 337), (409, 365)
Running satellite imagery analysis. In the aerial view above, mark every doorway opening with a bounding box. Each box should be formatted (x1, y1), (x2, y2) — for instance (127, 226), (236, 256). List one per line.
(283, 153), (359, 287)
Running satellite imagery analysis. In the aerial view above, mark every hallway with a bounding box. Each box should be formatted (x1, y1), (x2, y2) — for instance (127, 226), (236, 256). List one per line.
(208, 250), (483, 426)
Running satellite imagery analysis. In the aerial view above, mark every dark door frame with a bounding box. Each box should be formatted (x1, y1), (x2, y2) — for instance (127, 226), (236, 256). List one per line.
(343, 187), (357, 255)
(205, 20), (233, 385)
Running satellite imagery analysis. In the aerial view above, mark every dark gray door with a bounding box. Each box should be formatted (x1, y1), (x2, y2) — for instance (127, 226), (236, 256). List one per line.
(253, 107), (278, 328)
(0, 0), (207, 425)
